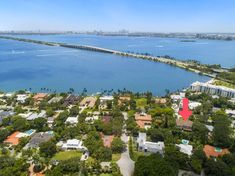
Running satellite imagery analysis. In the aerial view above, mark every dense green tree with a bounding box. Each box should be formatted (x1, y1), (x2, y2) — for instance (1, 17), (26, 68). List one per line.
(192, 122), (208, 144)
(69, 106), (80, 116)
(0, 128), (10, 142)
(31, 117), (47, 131)
(12, 116), (30, 131)
(134, 154), (175, 176)
(164, 145), (190, 171)
(46, 107), (54, 117)
(204, 159), (232, 176)
(0, 156), (29, 176)
(212, 111), (231, 147)
(39, 140), (57, 158)
(111, 137), (125, 153)
(47, 157), (83, 175)
(149, 128), (164, 142)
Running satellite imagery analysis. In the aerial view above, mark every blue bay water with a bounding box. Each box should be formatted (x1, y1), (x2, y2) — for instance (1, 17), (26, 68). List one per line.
(13, 34), (235, 68)
(1, 34), (232, 95)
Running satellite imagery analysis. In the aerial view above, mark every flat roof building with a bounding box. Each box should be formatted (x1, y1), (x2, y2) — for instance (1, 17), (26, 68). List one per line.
(191, 81), (235, 98)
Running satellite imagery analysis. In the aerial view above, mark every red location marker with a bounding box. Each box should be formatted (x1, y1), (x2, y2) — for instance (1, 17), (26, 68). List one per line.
(178, 98), (192, 121)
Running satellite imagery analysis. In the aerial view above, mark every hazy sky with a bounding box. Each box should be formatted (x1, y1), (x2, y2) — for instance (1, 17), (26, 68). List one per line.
(1, 0), (235, 33)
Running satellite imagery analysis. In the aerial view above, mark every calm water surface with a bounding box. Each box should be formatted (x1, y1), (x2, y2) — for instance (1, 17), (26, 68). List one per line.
(1, 34), (230, 95)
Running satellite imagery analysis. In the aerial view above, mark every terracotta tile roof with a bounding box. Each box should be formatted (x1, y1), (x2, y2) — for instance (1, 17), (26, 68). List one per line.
(100, 133), (114, 148)
(135, 113), (152, 121)
(4, 131), (21, 145)
(203, 145), (230, 158)
(135, 113), (152, 129)
(33, 93), (47, 101)
(136, 120), (145, 129)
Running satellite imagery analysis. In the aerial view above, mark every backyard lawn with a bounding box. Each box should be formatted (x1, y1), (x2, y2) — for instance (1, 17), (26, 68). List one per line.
(53, 150), (82, 161)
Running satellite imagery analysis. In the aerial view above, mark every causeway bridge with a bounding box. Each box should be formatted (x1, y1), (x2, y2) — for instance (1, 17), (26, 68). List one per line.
(0, 35), (215, 78)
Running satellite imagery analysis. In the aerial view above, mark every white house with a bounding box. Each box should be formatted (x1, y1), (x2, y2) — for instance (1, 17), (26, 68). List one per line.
(170, 94), (184, 103)
(26, 110), (46, 121)
(47, 117), (55, 127)
(85, 116), (99, 123)
(16, 94), (29, 103)
(65, 116), (78, 125)
(100, 96), (114, 102)
(188, 101), (201, 110)
(225, 109), (235, 117)
(176, 143), (193, 156)
(61, 139), (86, 151)
(137, 132), (164, 154)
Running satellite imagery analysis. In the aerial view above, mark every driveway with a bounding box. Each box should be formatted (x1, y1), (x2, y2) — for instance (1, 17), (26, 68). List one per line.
(117, 133), (135, 176)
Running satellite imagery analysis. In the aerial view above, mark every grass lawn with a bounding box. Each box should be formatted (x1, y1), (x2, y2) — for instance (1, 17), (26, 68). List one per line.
(100, 174), (112, 176)
(136, 98), (147, 108)
(53, 150), (82, 161)
(112, 153), (121, 162)
(213, 80), (235, 89)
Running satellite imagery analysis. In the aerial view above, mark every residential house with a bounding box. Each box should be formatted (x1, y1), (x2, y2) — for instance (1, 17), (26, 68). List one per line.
(16, 94), (29, 103)
(170, 94), (184, 103)
(27, 131), (54, 148)
(176, 141), (193, 156)
(33, 93), (48, 103)
(85, 116), (99, 123)
(48, 96), (63, 104)
(176, 118), (193, 131)
(137, 132), (164, 154)
(99, 96), (114, 109)
(155, 98), (167, 104)
(4, 131), (21, 146)
(118, 96), (131, 105)
(65, 116), (78, 125)
(135, 112), (152, 129)
(79, 96), (97, 108)
(225, 109), (235, 118)
(61, 139), (86, 151)
(47, 117), (55, 128)
(188, 101), (202, 110)
(203, 145), (230, 158)
(100, 96), (114, 102)
(101, 133), (114, 148)
(63, 94), (80, 106)
(0, 110), (15, 123)
(26, 110), (46, 121)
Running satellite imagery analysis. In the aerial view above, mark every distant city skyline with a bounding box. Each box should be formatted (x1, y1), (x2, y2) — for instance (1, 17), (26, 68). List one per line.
(1, 0), (235, 33)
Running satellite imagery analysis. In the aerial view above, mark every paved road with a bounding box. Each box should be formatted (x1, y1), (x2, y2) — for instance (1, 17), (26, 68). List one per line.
(117, 133), (135, 176)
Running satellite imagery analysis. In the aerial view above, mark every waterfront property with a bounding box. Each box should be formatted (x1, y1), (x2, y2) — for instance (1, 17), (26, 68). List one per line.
(191, 81), (235, 98)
